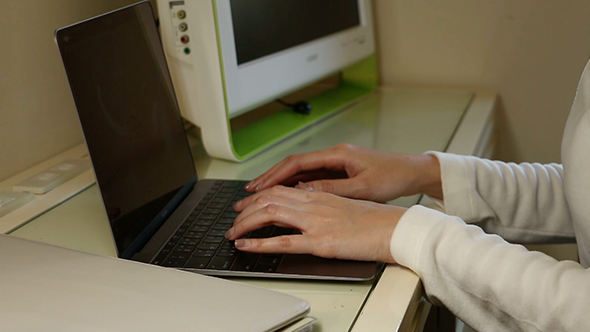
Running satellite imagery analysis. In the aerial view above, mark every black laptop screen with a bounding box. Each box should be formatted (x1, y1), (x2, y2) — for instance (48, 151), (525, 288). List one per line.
(56, 2), (196, 257)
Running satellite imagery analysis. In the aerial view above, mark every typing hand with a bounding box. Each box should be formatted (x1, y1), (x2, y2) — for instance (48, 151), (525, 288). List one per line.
(225, 185), (405, 263)
(243, 143), (443, 203)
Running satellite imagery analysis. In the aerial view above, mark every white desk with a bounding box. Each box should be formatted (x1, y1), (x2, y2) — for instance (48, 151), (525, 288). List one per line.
(6, 87), (495, 332)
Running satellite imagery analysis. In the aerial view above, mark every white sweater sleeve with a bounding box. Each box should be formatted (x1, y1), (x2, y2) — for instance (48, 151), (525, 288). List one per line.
(389, 59), (590, 331)
(391, 205), (590, 332)
(427, 152), (576, 244)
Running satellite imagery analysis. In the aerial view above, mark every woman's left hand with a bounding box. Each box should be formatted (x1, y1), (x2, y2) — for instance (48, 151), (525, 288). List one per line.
(225, 185), (406, 263)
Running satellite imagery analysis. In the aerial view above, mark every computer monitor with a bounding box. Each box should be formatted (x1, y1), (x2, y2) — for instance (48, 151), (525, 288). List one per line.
(218, 0), (375, 117)
(157, 0), (377, 161)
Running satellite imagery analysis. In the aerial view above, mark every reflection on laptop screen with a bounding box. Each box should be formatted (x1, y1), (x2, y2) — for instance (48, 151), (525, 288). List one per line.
(56, 5), (196, 256)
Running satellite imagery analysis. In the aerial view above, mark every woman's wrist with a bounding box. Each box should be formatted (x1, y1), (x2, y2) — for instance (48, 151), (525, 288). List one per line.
(415, 154), (443, 200)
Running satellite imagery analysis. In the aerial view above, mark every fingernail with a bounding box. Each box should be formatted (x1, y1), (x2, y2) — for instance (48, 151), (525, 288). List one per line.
(224, 227), (234, 239)
(244, 182), (253, 190)
(296, 181), (314, 191)
(234, 239), (249, 248)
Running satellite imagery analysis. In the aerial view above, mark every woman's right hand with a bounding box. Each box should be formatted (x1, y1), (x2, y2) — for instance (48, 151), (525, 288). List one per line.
(227, 185), (406, 263)
(244, 144), (443, 202)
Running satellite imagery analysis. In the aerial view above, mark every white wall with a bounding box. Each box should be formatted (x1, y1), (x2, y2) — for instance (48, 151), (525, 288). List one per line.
(373, 0), (590, 163)
(0, 0), (143, 182)
(2, 1), (589, 183)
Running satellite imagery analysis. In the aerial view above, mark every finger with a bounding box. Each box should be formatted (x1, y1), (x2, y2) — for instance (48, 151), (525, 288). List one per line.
(234, 185), (316, 212)
(233, 190), (300, 222)
(234, 234), (312, 255)
(275, 170), (348, 188)
(301, 177), (371, 199)
(243, 158), (292, 192)
(246, 149), (348, 192)
(226, 202), (309, 240)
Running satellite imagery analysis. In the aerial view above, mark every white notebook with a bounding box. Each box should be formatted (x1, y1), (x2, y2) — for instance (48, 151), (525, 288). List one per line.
(0, 234), (311, 332)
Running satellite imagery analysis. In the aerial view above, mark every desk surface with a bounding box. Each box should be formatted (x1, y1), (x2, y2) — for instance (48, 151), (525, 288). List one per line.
(7, 88), (482, 332)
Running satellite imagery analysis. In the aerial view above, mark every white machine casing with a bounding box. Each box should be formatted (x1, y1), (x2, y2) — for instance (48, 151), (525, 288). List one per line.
(156, 0), (376, 161)
(157, 0), (232, 159)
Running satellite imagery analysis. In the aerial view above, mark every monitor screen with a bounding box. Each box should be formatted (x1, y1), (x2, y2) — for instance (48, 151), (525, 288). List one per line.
(230, 0), (360, 65)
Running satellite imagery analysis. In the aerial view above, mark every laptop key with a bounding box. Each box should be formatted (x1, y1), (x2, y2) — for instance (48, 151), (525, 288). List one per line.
(185, 257), (211, 269)
(258, 254), (282, 266)
(168, 234), (183, 244)
(177, 221), (192, 232)
(211, 223), (232, 231)
(211, 197), (230, 204)
(253, 254), (282, 273)
(222, 181), (242, 187)
(179, 239), (199, 246)
(195, 219), (215, 226)
(163, 258), (188, 268)
(206, 229), (226, 237)
(202, 209), (223, 215)
(222, 211), (239, 218)
(198, 243), (219, 251)
(175, 244), (196, 252)
(217, 248), (238, 257)
(168, 253), (190, 260)
(206, 202), (226, 209)
(207, 256), (235, 270)
(189, 225), (209, 233)
(199, 214), (218, 220)
(183, 231), (205, 239)
(193, 249), (215, 257)
(231, 253), (259, 271)
(152, 252), (169, 266)
(253, 263), (278, 273)
(202, 236), (224, 244)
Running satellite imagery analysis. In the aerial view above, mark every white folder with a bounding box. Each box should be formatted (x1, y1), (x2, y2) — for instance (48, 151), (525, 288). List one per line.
(0, 234), (311, 332)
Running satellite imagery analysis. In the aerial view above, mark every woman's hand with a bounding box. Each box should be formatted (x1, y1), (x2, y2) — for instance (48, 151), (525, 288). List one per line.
(225, 185), (407, 263)
(244, 143), (443, 202)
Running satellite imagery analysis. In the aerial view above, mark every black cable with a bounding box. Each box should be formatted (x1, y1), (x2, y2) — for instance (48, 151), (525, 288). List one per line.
(276, 99), (312, 115)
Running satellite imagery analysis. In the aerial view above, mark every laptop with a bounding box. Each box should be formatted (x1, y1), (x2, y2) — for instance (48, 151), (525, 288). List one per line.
(54, 1), (377, 281)
(0, 233), (312, 331)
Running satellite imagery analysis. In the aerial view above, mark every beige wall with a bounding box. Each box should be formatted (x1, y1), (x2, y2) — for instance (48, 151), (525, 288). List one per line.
(2, 1), (589, 183)
(0, 0), (144, 182)
(373, 0), (590, 163)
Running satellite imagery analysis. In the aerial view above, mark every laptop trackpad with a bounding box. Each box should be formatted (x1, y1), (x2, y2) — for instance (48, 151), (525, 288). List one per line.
(277, 254), (377, 281)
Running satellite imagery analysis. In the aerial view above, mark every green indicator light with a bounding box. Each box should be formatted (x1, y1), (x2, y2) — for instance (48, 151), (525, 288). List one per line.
(184, 47), (191, 55)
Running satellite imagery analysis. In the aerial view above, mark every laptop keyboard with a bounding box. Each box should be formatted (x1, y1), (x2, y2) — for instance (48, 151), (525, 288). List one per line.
(152, 180), (293, 273)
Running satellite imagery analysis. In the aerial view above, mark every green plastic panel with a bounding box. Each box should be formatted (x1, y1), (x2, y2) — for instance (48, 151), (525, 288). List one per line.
(231, 54), (378, 159)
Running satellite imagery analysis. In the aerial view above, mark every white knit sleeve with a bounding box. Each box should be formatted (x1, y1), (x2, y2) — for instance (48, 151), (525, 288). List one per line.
(391, 205), (590, 332)
(426, 152), (575, 244)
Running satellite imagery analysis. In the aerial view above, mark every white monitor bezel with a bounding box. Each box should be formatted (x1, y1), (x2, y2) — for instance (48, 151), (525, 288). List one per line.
(214, 0), (376, 117)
